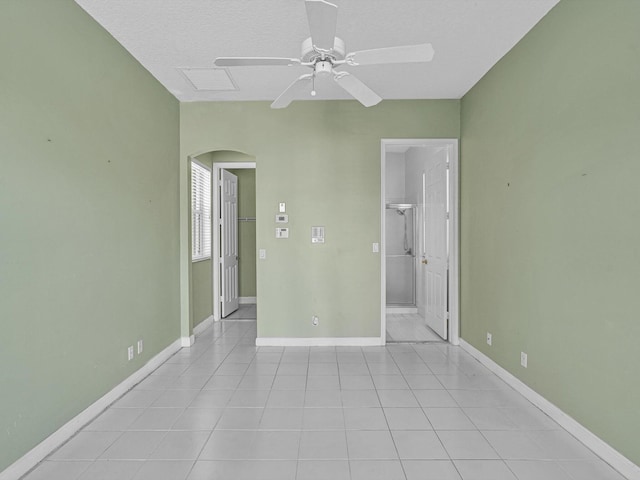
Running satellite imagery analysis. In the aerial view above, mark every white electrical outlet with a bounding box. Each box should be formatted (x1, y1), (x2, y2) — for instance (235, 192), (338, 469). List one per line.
(127, 346), (134, 361)
(372, 242), (379, 253)
(259, 249), (267, 259)
(312, 315), (319, 326)
(486, 332), (492, 346)
(137, 340), (143, 355)
(521, 351), (528, 368)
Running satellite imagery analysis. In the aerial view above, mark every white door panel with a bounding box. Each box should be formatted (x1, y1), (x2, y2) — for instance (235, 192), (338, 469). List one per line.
(220, 169), (239, 317)
(423, 151), (448, 339)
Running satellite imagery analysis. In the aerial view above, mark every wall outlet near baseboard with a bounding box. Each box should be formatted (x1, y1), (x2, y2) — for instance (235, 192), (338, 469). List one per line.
(520, 351), (528, 368)
(127, 346), (134, 361)
(312, 315), (319, 326)
(137, 340), (143, 355)
(486, 332), (492, 346)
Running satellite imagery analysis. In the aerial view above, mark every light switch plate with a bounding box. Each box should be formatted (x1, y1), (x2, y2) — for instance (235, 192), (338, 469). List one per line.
(275, 214), (288, 223)
(372, 242), (379, 253)
(279, 202), (286, 213)
(259, 249), (266, 259)
(276, 227), (289, 239)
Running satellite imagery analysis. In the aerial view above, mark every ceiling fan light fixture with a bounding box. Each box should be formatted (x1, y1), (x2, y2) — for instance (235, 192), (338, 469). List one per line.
(314, 61), (332, 77)
(213, 0), (434, 108)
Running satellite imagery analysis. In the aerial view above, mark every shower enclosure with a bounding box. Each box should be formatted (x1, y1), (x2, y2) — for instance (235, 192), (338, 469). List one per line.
(385, 203), (416, 306)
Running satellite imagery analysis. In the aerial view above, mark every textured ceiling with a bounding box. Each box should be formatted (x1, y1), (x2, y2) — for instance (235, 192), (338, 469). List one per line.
(75, 0), (559, 103)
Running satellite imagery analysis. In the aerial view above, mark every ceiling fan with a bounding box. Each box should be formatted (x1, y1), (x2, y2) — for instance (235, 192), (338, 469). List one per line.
(213, 0), (434, 109)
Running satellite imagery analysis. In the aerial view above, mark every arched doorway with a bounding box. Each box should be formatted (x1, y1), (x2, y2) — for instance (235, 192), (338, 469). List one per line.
(183, 149), (256, 346)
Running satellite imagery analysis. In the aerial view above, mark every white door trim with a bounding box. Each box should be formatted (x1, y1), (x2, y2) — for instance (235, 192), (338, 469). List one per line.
(212, 162), (256, 322)
(380, 139), (460, 346)
(448, 142), (460, 346)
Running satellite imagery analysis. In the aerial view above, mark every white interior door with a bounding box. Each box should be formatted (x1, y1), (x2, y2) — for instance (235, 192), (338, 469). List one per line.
(423, 151), (448, 339)
(220, 169), (239, 317)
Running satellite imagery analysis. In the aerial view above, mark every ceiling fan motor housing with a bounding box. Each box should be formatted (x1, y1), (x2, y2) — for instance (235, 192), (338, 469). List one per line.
(301, 36), (345, 63)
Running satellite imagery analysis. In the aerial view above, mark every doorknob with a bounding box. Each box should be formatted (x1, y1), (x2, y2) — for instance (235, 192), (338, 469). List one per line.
(421, 258), (428, 265)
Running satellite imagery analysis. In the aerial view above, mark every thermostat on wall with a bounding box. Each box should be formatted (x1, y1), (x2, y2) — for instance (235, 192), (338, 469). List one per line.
(275, 214), (288, 223)
(311, 226), (325, 244)
(276, 227), (289, 239)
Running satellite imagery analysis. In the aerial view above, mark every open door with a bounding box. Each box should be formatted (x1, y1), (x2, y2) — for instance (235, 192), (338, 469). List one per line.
(423, 151), (448, 339)
(220, 169), (239, 317)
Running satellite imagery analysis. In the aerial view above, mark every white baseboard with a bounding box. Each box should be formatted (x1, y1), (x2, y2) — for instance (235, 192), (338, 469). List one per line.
(459, 339), (640, 480)
(386, 307), (418, 314)
(256, 337), (384, 347)
(239, 297), (256, 304)
(193, 315), (214, 336)
(0, 338), (182, 480)
(180, 335), (195, 347)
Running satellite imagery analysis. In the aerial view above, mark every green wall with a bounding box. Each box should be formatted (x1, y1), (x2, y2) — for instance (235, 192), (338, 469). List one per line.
(460, 0), (640, 465)
(192, 259), (213, 326)
(229, 169), (257, 298)
(181, 100), (460, 338)
(191, 153), (213, 327)
(0, 0), (180, 471)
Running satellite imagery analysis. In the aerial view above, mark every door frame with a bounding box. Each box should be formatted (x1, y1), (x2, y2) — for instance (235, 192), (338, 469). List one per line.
(212, 161), (256, 321)
(380, 139), (459, 345)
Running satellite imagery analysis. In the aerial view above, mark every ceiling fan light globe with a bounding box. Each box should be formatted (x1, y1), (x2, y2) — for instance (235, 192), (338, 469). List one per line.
(314, 61), (333, 77)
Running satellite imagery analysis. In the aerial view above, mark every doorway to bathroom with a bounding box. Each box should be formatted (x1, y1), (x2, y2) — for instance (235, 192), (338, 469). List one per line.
(381, 139), (459, 344)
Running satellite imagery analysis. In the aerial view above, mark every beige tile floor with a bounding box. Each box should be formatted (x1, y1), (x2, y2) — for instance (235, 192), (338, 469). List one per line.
(22, 315), (628, 480)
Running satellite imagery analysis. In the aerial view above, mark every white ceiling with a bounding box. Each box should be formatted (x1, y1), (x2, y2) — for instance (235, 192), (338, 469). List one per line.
(75, 0), (559, 103)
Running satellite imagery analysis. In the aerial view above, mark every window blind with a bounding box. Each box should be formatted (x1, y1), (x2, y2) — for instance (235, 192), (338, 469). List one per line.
(191, 161), (211, 261)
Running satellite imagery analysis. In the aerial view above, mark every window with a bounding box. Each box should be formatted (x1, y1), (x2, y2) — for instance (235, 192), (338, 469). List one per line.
(191, 161), (211, 261)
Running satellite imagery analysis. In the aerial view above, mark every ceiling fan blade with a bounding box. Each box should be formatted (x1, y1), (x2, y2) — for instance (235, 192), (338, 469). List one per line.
(214, 57), (301, 67)
(271, 74), (314, 109)
(346, 43), (434, 66)
(305, 0), (338, 51)
(334, 72), (382, 107)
